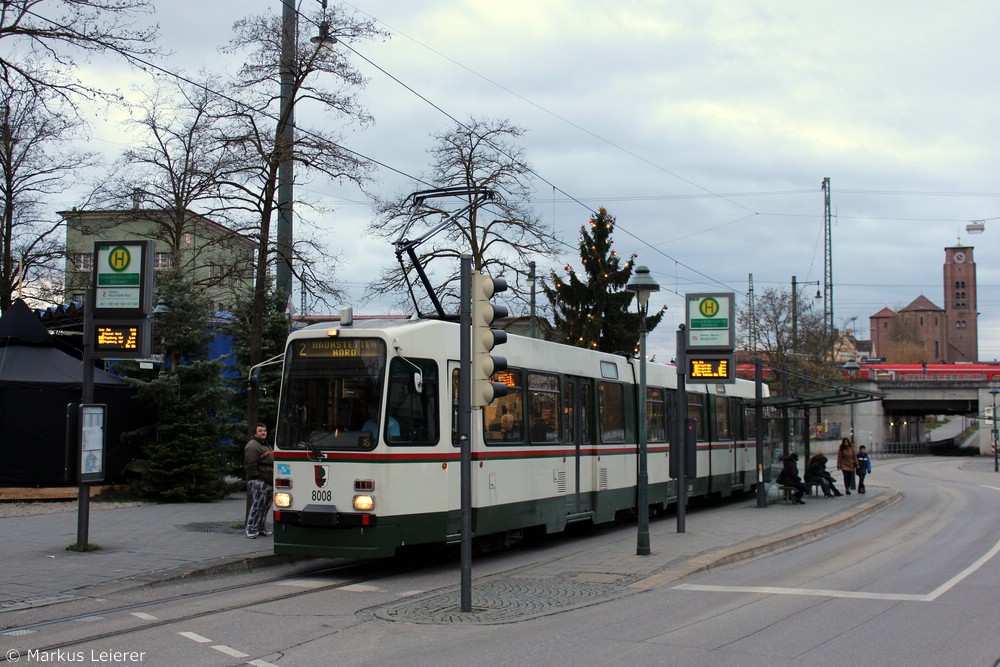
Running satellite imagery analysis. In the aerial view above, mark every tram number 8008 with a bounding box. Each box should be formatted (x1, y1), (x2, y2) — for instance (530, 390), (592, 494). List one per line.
(311, 490), (332, 501)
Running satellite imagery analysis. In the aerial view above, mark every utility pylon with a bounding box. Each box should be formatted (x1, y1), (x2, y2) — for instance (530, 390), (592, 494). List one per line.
(822, 177), (834, 356)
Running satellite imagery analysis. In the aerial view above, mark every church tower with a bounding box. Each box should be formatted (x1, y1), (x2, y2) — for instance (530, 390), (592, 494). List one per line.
(943, 245), (978, 362)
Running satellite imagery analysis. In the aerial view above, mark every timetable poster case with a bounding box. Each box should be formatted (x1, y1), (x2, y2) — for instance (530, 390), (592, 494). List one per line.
(65, 403), (107, 484)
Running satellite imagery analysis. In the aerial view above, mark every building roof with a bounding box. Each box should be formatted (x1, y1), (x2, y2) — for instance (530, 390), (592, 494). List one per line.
(900, 295), (943, 313)
(59, 208), (256, 249)
(871, 307), (896, 318)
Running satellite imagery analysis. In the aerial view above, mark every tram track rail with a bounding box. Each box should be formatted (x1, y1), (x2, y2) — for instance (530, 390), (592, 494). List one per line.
(0, 558), (402, 662)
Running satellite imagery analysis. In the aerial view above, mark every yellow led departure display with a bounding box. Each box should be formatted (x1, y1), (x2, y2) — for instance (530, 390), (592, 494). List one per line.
(688, 354), (735, 384)
(96, 324), (139, 351)
(92, 319), (150, 359)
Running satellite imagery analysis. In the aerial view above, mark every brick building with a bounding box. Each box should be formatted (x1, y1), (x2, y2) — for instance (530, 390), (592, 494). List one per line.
(869, 245), (978, 363)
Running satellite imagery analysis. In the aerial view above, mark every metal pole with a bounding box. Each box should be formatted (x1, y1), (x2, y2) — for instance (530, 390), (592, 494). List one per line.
(77, 289), (95, 548)
(992, 389), (999, 473)
(791, 275), (798, 353)
(276, 0), (296, 300)
(636, 302), (650, 555)
(529, 261), (538, 339)
(675, 325), (687, 534)
(459, 255), (473, 611)
(755, 358), (766, 508)
(802, 372), (811, 462)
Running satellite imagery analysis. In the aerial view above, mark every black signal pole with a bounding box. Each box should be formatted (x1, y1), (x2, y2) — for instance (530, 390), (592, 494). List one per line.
(459, 255), (473, 612)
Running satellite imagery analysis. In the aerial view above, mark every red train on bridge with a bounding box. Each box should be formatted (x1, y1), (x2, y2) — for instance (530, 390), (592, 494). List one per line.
(849, 362), (1000, 382)
(737, 361), (1000, 383)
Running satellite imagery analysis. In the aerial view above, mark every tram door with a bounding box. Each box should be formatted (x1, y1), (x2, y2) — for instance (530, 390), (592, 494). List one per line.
(446, 361), (462, 536)
(563, 377), (587, 514)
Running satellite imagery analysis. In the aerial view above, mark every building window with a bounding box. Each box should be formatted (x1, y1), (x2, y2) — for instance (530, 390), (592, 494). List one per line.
(72, 253), (93, 271)
(154, 252), (173, 270)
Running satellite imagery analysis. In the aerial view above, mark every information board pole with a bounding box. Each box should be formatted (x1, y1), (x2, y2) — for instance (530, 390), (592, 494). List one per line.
(675, 325), (687, 534)
(77, 289), (95, 548)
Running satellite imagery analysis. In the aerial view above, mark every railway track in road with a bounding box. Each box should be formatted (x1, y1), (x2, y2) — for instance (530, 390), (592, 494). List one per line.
(0, 558), (397, 663)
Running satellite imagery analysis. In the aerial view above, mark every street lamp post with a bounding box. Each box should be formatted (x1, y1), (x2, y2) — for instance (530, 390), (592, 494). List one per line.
(277, 0), (337, 303)
(626, 265), (660, 556)
(843, 358), (860, 439)
(990, 388), (999, 473)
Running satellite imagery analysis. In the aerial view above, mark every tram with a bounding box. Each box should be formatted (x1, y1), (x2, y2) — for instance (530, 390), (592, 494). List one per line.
(270, 315), (770, 559)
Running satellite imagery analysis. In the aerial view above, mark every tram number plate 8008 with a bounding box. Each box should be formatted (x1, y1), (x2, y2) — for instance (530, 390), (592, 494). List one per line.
(311, 490), (332, 501)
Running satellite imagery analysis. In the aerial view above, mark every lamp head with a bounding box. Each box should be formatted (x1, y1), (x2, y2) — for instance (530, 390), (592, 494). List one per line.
(626, 265), (660, 308)
(153, 298), (170, 316)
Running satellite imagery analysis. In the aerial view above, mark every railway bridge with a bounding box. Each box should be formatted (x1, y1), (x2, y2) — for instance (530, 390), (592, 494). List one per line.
(810, 378), (991, 456)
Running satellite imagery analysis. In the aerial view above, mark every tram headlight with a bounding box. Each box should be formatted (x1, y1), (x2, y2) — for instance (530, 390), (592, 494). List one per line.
(353, 494), (375, 511)
(274, 492), (292, 508)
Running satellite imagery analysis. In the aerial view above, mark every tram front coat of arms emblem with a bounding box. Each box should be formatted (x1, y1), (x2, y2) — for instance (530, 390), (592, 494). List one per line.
(314, 464), (330, 488)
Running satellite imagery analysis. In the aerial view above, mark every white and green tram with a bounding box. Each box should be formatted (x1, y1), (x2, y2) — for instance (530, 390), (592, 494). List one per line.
(271, 315), (770, 559)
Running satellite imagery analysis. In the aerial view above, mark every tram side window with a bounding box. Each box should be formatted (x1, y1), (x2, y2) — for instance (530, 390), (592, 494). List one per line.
(712, 395), (732, 440)
(385, 358), (439, 445)
(599, 381), (626, 443)
(687, 393), (705, 440)
(528, 372), (561, 443)
(484, 370), (524, 444)
(647, 387), (666, 443)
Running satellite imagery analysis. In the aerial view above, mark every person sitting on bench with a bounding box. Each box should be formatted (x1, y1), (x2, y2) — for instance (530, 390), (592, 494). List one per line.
(777, 453), (808, 504)
(805, 452), (842, 497)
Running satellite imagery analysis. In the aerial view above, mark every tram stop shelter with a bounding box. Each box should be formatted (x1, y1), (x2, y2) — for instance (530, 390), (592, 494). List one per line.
(762, 383), (884, 461)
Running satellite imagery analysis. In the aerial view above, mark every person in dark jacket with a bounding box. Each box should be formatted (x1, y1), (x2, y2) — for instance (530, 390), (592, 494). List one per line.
(856, 445), (872, 494)
(804, 453), (842, 497)
(244, 423), (273, 539)
(777, 454), (807, 504)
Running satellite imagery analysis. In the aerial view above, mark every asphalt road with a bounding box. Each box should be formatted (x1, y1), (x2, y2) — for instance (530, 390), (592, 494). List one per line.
(5, 458), (999, 667)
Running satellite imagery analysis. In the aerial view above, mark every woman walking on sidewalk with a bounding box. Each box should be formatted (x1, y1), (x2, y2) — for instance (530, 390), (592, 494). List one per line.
(837, 437), (859, 495)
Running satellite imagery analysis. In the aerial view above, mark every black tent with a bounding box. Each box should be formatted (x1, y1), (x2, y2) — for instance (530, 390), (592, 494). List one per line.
(0, 299), (146, 486)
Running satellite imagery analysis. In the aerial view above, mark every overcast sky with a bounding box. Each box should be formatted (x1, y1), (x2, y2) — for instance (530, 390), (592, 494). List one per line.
(60, 1), (1000, 363)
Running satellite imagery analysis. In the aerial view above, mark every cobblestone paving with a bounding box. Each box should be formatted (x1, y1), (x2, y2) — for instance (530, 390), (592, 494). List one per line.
(376, 573), (639, 625)
(176, 521), (244, 534)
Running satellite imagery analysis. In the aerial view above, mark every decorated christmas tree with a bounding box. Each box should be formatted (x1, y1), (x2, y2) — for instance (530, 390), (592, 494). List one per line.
(543, 207), (663, 353)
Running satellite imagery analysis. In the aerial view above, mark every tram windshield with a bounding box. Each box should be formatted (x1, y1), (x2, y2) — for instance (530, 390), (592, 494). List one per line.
(277, 337), (388, 451)
(276, 336), (440, 451)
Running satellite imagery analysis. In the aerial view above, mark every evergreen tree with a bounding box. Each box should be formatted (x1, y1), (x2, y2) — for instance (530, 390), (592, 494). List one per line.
(543, 208), (663, 353)
(226, 284), (290, 436)
(121, 271), (233, 501)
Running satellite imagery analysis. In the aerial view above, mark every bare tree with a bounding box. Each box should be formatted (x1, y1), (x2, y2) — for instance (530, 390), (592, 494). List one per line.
(216, 3), (386, 426)
(100, 75), (257, 295)
(368, 116), (558, 314)
(738, 285), (832, 387)
(0, 0), (159, 108)
(882, 314), (929, 363)
(0, 73), (96, 309)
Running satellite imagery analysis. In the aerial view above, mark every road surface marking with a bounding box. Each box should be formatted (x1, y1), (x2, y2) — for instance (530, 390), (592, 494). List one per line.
(675, 535), (1000, 603)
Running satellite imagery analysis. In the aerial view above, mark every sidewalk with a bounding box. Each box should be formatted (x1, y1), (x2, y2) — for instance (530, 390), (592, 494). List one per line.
(0, 484), (899, 619)
(0, 496), (276, 611)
